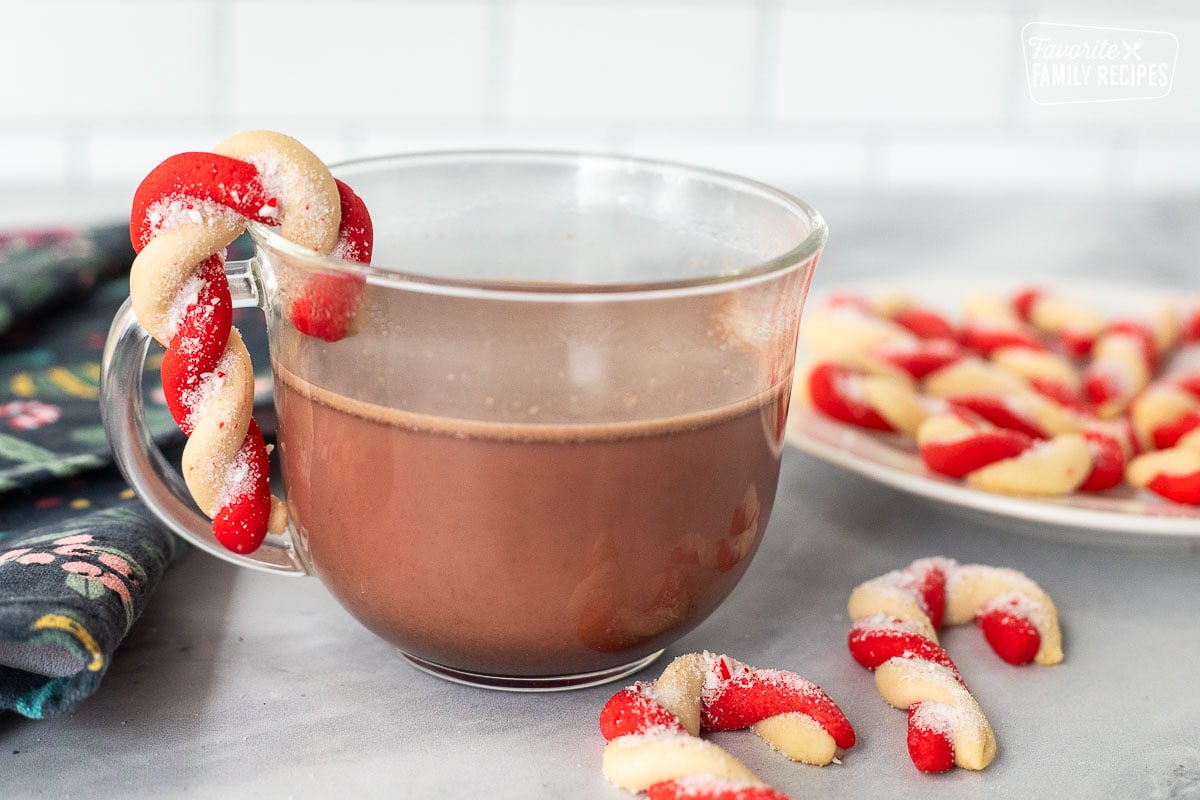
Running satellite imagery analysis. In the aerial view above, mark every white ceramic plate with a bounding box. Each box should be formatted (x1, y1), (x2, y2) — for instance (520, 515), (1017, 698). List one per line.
(785, 276), (1200, 543)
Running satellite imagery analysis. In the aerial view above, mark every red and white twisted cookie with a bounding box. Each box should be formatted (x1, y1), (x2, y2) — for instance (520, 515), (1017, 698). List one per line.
(1127, 443), (1200, 505)
(1129, 376), (1200, 452)
(800, 362), (936, 436)
(1012, 287), (1107, 358)
(802, 301), (917, 378)
(923, 356), (1084, 441)
(129, 131), (373, 553)
(600, 652), (855, 800)
(1085, 304), (1180, 417)
(958, 293), (1048, 357)
(916, 409), (1112, 495)
(828, 291), (958, 342)
(1084, 322), (1157, 418)
(1125, 375), (1200, 503)
(805, 297), (966, 382)
(987, 346), (1087, 409)
(847, 557), (1062, 772)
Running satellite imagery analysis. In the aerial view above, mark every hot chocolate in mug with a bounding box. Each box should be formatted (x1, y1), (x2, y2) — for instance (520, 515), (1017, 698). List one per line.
(101, 151), (826, 690)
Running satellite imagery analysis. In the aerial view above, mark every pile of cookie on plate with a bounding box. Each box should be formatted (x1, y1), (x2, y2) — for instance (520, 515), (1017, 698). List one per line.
(796, 287), (1200, 506)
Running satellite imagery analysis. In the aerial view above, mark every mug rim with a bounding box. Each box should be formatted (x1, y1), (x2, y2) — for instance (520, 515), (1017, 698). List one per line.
(247, 149), (827, 299)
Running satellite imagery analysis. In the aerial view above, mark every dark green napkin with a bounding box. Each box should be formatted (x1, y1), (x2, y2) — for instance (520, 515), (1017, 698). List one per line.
(0, 225), (267, 718)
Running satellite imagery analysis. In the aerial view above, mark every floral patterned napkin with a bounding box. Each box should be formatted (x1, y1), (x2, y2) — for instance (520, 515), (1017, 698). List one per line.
(0, 507), (178, 718)
(0, 226), (264, 718)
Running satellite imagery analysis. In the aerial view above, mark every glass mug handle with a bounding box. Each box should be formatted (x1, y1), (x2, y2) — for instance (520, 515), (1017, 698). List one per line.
(99, 257), (308, 576)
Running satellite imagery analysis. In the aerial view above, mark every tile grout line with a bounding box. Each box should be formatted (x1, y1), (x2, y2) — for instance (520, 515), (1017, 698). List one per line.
(484, 0), (513, 130)
(210, 0), (233, 127)
(1007, 0), (1037, 134)
(751, 0), (781, 128)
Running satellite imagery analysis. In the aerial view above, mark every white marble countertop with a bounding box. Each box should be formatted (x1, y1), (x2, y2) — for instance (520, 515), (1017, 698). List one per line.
(3, 191), (1199, 799)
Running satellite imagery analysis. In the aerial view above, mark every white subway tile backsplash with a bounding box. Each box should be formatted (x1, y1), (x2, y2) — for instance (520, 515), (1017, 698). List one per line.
(618, 135), (869, 192)
(83, 126), (353, 188)
(882, 139), (1113, 192)
(0, 1), (212, 118)
(83, 128), (231, 187)
(0, 133), (71, 185)
(360, 122), (615, 156)
(227, 1), (490, 118)
(0, 189), (129, 227)
(772, 8), (1012, 124)
(0, 0), (1196, 201)
(1128, 143), (1200, 192)
(507, 2), (758, 118)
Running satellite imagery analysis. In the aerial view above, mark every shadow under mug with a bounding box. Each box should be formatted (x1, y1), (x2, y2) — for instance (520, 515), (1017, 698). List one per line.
(101, 151), (826, 690)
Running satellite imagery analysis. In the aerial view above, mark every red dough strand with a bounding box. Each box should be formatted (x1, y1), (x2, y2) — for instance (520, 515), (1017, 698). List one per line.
(1147, 470), (1200, 505)
(945, 395), (1048, 440)
(647, 780), (789, 800)
(289, 180), (373, 342)
(920, 426), (1033, 478)
(211, 418), (272, 553)
(1078, 431), (1126, 492)
(130, 152), (275, 249)
(875, 339), (966, 380)
(702, 669), (857, 751)
(600, 687), (688, 740)
(959, 325), (1047, 356)
(906, 704), (957, 773)
(978, 605), (1042, 666)
(847, 620), (960, 679)
(891, 307), (957, 341)
(159, 254), (233, 435)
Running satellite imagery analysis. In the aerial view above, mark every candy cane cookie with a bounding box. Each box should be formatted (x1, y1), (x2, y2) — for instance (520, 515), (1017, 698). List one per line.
(804, 295), (962, 380)
(922, 353), (1085, 439)
(1083, 317), (1178, 418)
(1123, 372), (1200, 501)
(1012, 287), (1107, 358)
(847, 291), (958, 342)
(989, 346), (1086, 409)
(958, 293), (1047, 357)
(799, 362), (935, 435)
(600, 652), (855, 800)
(802, 301), (917, 371)
(942, 391), (1082, 441)
(916, 410), (1095, 495)
(873, 338), (968, 382)
(128, 131), (373, 553)
(1129, 379), (1200, 452)
(1127, 431), (1200, 505)
(922, 357), (1031, 400)
(847, 557), (1063, 772)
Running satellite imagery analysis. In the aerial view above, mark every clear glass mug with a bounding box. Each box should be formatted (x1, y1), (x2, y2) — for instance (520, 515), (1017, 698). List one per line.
(101, 152), (825, 690)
